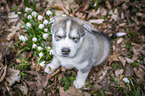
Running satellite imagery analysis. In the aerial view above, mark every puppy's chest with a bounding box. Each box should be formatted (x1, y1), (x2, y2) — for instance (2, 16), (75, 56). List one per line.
(58, 57), (88, 69)
(60, 59), (76, 68)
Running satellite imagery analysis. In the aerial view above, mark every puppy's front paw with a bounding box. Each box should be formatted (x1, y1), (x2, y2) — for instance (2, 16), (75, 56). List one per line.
(44, 64), (53, 74)
(73, 79), (85, 89)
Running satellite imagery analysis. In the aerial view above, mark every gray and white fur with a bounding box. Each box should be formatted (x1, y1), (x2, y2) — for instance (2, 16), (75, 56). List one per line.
(44, 16), (126, 89)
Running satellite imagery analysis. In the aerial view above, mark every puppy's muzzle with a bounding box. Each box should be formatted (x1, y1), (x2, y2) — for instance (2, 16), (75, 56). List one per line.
(62, 48), (70, 56)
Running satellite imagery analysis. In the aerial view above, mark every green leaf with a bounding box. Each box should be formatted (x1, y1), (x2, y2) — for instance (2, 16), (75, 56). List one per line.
(96, 85), (105, 96)
(18, 46), (30, 55)
(32, 0), (36, 10)
(13, 6), (18, 11)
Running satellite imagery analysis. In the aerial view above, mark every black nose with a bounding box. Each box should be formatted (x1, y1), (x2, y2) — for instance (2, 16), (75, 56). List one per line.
(62, 48), (70, 56)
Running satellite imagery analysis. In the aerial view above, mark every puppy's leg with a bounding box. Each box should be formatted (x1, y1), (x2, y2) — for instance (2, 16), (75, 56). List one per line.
(44, 57), (60, 74)
(73, 70), (89, 89)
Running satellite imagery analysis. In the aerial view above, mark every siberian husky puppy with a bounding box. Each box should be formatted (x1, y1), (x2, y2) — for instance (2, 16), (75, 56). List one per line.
(44, 16), (126, 89)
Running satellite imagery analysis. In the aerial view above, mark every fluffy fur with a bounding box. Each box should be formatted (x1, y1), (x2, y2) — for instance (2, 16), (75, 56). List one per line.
(44, 16), (125, 89)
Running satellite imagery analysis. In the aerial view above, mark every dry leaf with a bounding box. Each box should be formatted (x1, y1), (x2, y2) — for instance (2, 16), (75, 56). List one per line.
(5, 68), (21, 86)
(0, 52), (2, 62)
(109, 54), (119, 61)
(122, 3), (128, 10)
(17, 84), (28, 95)
(105, 1), (111, 10)
(117, 38), (123, 44)
(103, 66), (112, 70)
(53, 10), (64, 16)
(61, 67), (67, 72)
(125, 66), (133, 76)
(136, 12), (143, 17)
(115, 69), (124, 77)
(25, 81), (37, 91)
(119, 23), (126, 27)
(16, 58), (21, 63)
(118, 56), (126, 67)
(8, 12), (18, 23)
(100, 8), (107, 16)
(132, 46), (140, 61)
(109, 8), (118, 21)
(102, 77), (110, 90)
(0, 65), (7, 82)
(134, 67), (145, 79)
(59, 86), (90, 96)
(7, 23), (21, 40)
(89, 19), (104, 24)
(125, 57), (134, 64)
(25, 70), (38, 75)
(95, 8), (101, 15)
(98, 70), (107, 81)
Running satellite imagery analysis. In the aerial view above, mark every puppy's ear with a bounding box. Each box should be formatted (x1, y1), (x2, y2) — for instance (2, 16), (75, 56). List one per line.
(51, 15), (67, 33)
(83, 23), (92, 32)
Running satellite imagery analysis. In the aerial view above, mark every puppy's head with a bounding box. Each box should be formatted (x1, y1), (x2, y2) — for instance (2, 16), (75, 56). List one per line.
(51, 16), (92, 57)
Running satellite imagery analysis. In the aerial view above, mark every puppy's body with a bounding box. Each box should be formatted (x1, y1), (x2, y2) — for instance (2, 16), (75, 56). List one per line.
(45, 16), (112, 88)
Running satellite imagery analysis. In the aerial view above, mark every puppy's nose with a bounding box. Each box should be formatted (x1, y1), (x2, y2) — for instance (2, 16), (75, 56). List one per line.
(62, 48), (70, 56)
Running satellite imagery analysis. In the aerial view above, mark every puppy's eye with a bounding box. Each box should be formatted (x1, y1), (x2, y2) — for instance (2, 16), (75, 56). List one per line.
(56, 36), (63, 40)
(72, 37), (79, 42)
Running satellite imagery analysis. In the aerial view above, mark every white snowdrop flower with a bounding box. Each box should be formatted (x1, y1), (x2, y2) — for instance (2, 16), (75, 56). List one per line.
(26, 22), (31, 28)
(43, 20), (49, 25)
(19, 35), (23, 39)
(38, 24), (44, 29)
(49, 18), (54, 24)
(17, 12), (21, 14)
(94, 2), (97, 7)
(22, 36), (27, 42)
(46, 10), (52, 16)
(31, 11), (37, 17)
(49, 50), (53, 55)
(48, 47), (51, 50)
(25, 7), (32, 12)
(21, 26), (24, 29)
(24, 13), (27, 18)
(37, 46), (43, 51)
(27, 15), (32, 19)
(39, 52), (43, 58)
(38, 15), (43, 21)
(123, 77), (130, 83)
(44, 28), (48, 32)
(40, 61), (45, 67)
(19, 35), (28, 42)
(25, 7), (29, 12)
(43, 33), (48, 39)
(32, 37), (37, 42)
(32, 44), (37, 49)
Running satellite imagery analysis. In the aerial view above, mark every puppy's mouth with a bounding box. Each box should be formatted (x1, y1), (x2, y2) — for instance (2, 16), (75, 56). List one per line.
(62, 54), (69, 57)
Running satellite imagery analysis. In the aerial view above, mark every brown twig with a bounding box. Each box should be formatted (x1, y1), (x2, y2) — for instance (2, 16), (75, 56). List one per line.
(0, 65), (7, 82)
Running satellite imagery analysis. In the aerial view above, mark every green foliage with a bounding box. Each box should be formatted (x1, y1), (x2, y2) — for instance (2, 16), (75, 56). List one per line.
(87, 81), (92, 88)
(17, 58), (30, 71)
(13, 6), (18, 11)
(96, 85), (105, 96)
(132, 61), (138, 67)
(15, 7), (54, 67)
(61, 77), (75, 91)
(125, 41), (132, 50)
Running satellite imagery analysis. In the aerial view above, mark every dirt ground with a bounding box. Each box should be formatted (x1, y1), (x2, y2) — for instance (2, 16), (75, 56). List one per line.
(0, 0), (145, 96)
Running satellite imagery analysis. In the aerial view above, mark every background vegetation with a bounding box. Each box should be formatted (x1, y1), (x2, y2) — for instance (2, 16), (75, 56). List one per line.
(0, 0), (145, 95)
